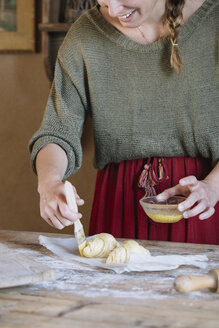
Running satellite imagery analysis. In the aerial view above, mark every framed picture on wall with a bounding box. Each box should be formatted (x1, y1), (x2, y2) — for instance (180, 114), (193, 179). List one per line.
(0, 0), (35, 52)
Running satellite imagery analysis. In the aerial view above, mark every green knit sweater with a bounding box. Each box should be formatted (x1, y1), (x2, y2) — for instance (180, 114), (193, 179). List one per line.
(30, 0), (218, 178)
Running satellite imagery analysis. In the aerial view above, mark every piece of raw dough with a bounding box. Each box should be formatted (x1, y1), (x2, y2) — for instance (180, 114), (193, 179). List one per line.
(82, 233), (118, 258)
(106, 240), (150, 264)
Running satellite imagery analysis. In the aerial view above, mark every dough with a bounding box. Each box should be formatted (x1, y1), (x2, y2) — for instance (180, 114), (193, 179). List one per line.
(106, 240), (150, 264)
(82, 233), (118, 258)
(82, 233), (150, 265)
(106, 245), (128, 264)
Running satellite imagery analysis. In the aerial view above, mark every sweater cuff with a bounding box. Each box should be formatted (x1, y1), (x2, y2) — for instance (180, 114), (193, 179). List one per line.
(29, 136), (76, 180)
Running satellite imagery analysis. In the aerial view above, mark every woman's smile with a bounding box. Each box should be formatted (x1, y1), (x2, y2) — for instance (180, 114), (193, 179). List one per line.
(118, 9), (136, 22)
(97, 0), (167, 28)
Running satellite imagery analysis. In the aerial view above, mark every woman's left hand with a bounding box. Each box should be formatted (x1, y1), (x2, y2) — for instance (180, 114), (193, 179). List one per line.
(157, 175), (218, 220)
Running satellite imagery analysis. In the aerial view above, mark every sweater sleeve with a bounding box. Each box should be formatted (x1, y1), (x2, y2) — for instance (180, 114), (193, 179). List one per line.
(29, 31), (89, 179)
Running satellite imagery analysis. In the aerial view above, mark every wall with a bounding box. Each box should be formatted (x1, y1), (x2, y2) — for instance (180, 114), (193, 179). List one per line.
(0, 53), (96, 235)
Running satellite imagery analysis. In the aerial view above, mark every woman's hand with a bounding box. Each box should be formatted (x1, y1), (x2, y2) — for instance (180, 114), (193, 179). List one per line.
(35, 144), (84, 229)
(157, 175), (218, 220)
(39, 180), (84, 230)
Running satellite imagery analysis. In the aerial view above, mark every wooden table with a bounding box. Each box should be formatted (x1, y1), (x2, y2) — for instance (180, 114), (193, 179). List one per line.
(0, 230), (219, 328)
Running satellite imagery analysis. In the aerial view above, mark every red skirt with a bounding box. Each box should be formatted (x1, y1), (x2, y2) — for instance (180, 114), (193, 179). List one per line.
(89, 157), (219, 245)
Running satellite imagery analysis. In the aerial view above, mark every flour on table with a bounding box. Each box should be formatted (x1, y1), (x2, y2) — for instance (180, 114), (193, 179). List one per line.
(38, 235), (208, 273)
(5, 240), (215, 301)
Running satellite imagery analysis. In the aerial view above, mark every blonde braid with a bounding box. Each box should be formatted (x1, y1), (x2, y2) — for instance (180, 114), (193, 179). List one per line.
(165, 0), (185, 73)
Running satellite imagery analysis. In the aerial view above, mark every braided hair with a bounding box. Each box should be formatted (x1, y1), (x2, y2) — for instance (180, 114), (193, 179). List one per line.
(165, 0), (186, 73)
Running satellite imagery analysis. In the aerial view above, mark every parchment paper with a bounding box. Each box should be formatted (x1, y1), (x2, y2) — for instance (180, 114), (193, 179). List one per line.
(39, 235), (208, 274)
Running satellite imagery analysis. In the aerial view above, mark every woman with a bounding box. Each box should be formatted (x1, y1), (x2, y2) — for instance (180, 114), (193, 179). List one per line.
(29, 0), (219, 244)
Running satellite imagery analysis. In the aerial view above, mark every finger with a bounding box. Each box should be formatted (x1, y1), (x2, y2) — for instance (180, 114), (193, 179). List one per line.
(58, 218), (73, 227)
(55, 210), (74, 227)
(72, 185), (85, 204)
(49, 216), (65, 230)
(156, 185), (182, 201)
(46, 198), (59, 212)
(44, 217), (57, 229)
(199, 207), (215, 220)
(76, 198), (85, 206)
(59, 202), (82, 222)
(183, 200), (207, 218)
(57, 215), (73, 226)
(43, 209), (69, 228)
(42, 199), (79, 225)
(41, 205), (57, 221)
(178, 191), (200, 212)
(40, 206), (55, 227)
(179, 176), (198, 187)
(156, 191), (171, 201)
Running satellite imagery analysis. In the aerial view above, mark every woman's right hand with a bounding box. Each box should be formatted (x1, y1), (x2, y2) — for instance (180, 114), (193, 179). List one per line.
(35, 144), (84, 230)
(38, 180), (84, 230)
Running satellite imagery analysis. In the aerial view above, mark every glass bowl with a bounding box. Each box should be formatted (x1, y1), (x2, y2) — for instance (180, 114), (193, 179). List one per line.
(139, 195), (186, 223)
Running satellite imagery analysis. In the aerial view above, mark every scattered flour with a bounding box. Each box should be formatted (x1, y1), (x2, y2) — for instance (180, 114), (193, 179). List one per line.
(5, 241), (218, 301)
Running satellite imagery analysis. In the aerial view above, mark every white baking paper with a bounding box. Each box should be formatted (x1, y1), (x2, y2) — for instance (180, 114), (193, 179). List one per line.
(39, 235), (208, 274)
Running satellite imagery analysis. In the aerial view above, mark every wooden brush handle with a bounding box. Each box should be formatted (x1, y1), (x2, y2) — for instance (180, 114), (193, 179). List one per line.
(174, 274), (217, 293)
(64, 181), (78, 212)
(64, 181), (82, 232)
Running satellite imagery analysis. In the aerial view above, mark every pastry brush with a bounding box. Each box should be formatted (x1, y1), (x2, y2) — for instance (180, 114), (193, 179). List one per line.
(64, 181), (86, 256)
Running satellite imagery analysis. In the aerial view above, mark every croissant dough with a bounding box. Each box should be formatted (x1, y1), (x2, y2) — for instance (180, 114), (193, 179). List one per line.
(82, 233), (118, 258)
(106, 240), (150, 264)
(82, 233), (150, 265)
